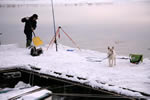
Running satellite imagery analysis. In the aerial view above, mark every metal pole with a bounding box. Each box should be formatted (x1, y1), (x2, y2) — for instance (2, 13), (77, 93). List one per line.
(0, 33), (2, 45)
(51, 0), (58, 51)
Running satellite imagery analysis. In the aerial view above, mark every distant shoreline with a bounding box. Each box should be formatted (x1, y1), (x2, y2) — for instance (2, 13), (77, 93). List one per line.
(0, 2), (114, 8)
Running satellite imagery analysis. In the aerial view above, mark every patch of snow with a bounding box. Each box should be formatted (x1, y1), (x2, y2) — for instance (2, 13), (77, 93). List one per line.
(18, 89), (52, 100)
(14, 81), (31, 89)
(0, 81), (40, 100)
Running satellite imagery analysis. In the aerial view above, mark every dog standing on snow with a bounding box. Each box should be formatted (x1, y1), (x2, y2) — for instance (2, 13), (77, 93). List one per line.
(107, 46), (116, 67)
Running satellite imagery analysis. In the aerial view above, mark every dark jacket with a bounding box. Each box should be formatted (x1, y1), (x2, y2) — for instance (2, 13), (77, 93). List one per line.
(21, 16), (37, 35)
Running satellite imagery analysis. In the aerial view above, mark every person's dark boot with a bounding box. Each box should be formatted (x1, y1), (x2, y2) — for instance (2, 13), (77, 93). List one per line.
(26, 40), (32, 48)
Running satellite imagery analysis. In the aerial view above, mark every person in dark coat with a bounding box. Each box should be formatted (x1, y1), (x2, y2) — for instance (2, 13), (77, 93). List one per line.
(21, 14), (38, 47)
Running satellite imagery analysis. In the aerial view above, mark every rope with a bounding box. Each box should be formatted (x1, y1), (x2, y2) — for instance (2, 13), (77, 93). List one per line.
(47, 26), (80, 51)
(60, 27), (81, 50)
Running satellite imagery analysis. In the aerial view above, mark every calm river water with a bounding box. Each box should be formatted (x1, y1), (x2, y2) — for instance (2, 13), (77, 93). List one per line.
(0, 3), (150, 58)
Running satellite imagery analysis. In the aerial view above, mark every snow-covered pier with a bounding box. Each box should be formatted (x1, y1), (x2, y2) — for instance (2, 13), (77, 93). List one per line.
(0, 44), (150, 99)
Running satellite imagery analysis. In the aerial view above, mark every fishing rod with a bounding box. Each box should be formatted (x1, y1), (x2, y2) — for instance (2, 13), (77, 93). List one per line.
(51, 0), (58, 51)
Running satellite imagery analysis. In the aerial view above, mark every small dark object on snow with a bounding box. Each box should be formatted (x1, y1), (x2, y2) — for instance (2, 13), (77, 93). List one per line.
(30, 46), (43, 56)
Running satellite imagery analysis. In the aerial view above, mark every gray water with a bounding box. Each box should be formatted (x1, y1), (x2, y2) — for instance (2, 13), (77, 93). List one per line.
(0, 3), (150, 58)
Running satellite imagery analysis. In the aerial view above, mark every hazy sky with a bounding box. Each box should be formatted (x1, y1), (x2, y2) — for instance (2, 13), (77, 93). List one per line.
(0, 0), (150, 4)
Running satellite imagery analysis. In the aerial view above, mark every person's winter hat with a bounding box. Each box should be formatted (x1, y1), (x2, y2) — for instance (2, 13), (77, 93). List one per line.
(32, 14), (38, 19)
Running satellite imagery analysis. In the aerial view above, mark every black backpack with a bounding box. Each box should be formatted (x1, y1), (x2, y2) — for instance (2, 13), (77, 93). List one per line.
(30, 46), (43, 56)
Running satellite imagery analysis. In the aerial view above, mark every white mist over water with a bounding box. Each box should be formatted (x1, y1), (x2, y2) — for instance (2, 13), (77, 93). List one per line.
(0, 1), (150, 58)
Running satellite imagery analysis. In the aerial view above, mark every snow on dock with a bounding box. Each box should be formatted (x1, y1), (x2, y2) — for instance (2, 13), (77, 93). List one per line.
(0, 44), (150, 99)
(0, 81), (52, 100)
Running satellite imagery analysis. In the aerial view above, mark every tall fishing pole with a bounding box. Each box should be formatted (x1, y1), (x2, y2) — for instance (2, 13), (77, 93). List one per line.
(51, 0), (58, 51)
